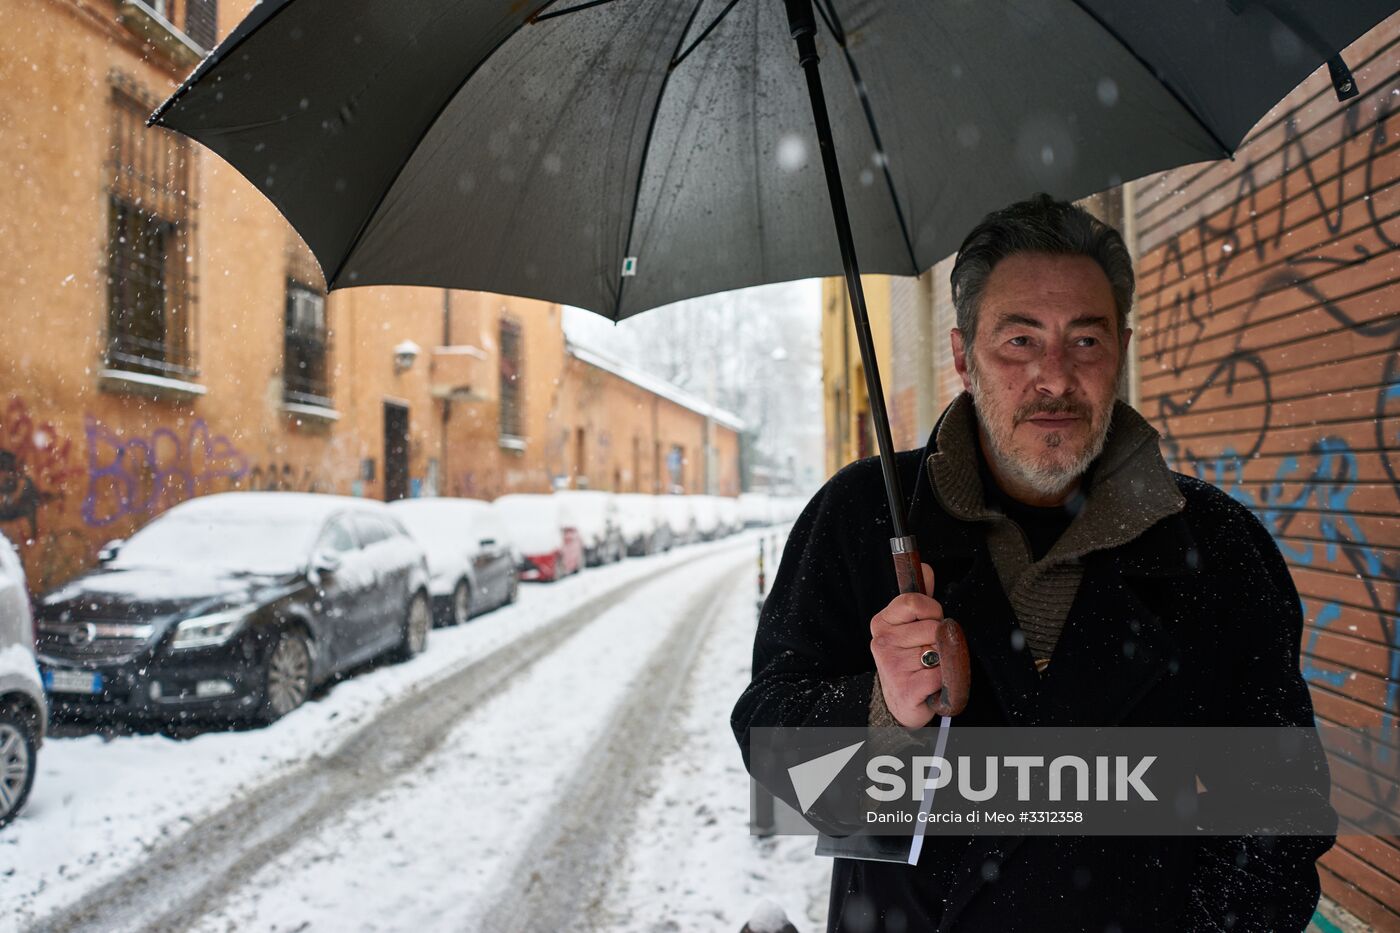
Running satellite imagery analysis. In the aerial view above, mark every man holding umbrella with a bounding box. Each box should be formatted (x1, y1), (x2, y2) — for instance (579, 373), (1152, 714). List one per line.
(144, 1), (1376, 926)
(730, 193), (1335, 932)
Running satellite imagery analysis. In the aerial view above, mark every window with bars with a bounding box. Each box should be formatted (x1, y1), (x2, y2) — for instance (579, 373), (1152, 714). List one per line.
(185, 0), (218, 50)
(105, 75), (197, 379)
(499, 318), (523, 440)
(284, 279), (331, 408)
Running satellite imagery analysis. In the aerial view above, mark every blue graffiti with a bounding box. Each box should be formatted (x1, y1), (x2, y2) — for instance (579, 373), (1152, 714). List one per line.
(1177, 437), (1400, 764)
(1300, 600), (1347, 690)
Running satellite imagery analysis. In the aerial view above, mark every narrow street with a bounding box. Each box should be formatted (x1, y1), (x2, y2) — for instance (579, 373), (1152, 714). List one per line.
(6, 530), (829, 933)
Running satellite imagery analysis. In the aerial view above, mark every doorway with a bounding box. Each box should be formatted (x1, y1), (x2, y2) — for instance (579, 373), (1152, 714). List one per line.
(383, 402), (409, 501)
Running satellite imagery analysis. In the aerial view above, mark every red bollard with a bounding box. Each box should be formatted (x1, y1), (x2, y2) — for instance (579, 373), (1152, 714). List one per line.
(757, 538), (766, 597)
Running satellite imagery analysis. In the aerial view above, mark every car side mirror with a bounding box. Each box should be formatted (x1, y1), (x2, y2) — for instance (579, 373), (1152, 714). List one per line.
(98, 539), (125, 562)
(311, 551), (342, 577)
(479, 537), (497, 548)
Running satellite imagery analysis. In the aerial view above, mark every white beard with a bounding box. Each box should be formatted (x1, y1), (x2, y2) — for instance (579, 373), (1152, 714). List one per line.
(968, 368), (1113, 499)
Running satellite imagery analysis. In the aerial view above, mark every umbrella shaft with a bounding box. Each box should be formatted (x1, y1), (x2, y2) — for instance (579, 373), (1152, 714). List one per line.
(785, 0), (910, 543)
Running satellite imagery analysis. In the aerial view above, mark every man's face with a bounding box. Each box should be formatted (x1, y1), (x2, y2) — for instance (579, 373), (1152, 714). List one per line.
(951, 252), (1130, 505)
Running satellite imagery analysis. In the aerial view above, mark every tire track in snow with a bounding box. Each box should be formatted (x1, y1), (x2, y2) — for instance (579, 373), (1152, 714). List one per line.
(469, 559), (748, 933)
(26, 539), (752, 933)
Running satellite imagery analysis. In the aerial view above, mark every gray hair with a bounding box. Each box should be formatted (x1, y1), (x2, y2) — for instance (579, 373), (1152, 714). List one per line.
(949, 193), (1135, 350)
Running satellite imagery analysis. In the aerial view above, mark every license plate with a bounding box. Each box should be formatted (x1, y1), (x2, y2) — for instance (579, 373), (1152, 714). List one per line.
(43, 669), (103, 694)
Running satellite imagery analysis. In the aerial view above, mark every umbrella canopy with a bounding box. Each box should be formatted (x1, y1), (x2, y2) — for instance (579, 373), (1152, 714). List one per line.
(148, 0), (1393, 320)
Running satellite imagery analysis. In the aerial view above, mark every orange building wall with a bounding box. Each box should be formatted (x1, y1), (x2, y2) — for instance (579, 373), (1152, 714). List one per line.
(556, 354), (743, 496)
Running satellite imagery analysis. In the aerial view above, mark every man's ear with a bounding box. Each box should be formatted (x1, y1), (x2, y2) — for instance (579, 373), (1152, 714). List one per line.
(1120, 325), (1133, 357)
(951, 329), (973, 391)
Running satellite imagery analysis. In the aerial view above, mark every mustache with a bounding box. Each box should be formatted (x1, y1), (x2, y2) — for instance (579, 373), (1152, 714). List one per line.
(1014, 397), (1093, 423)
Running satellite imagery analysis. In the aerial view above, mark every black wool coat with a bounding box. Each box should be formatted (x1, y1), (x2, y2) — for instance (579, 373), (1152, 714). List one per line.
(731, 421), (1335, 933)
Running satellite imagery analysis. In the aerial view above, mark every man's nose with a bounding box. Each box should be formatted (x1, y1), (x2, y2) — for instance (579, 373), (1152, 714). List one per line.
(1034, 346), (1076, 397)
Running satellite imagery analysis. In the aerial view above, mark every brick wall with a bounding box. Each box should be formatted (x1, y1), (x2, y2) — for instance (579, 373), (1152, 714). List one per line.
(1131, 20), (1399, 929)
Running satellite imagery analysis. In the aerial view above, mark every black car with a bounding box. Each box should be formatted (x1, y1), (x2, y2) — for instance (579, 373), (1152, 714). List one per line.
(34, 493), (432, 726)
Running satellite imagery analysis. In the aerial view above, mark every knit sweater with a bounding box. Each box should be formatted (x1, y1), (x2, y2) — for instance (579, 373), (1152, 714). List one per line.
(870, 392), (1185, 726)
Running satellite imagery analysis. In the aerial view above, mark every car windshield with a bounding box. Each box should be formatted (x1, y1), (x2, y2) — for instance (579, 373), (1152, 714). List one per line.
(110, 511), (324, 575)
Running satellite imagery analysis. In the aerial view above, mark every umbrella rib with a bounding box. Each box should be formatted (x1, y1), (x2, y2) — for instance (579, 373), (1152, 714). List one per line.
(531, 0), (623, 24)
(817, 1), (919, 275)
(670, 0), (746, 71)
(1063, 0), (1234, 158)
(812, 0), (844, 45)
(612, 0), (709, 320)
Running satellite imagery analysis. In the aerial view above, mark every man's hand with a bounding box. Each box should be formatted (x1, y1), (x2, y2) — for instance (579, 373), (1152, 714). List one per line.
(870, 562), (947, 729)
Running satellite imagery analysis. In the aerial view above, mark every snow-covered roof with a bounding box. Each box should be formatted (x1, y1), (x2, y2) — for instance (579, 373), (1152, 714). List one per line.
(565, 340), (745, 432)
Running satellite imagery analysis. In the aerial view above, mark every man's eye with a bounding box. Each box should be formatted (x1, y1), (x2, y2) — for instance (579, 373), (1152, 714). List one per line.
(1007, 336), (1030, 347)
(1075, 337), (1099, 347)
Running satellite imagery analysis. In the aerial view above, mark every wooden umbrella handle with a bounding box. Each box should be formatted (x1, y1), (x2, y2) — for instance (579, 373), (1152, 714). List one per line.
(891, 536), (970, 717)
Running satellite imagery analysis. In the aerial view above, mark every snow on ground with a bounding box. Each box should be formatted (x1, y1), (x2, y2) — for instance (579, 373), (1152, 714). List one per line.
(599, 549), (832, 933)
(0, 532), (764, 931)
(185, 543), (766, 932)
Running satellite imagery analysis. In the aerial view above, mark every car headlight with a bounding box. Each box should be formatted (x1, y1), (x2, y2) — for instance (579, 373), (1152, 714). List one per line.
(171, 608), (253, 650)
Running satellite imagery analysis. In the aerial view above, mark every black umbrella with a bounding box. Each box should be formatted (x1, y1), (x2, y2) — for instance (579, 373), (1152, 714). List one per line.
(147, 0), (1392, 595)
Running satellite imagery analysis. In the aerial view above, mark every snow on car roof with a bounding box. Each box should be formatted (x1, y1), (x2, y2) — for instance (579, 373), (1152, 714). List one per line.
(164, 491), (379, 519)
(492, 493), (559, 512)
(390, 496), (491, 515)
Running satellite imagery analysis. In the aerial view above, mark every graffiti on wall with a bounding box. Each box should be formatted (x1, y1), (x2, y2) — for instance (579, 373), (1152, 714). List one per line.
(82, 416), (252, 527)
(246, 461), (325, 493)
(0, 397), (339, 594)
(0, 398), (82, 539)
(1143, 90), (1400, 810)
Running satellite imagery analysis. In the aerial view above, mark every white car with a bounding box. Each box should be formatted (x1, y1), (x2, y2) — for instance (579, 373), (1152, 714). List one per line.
(691, 495), (722, 541)
(616, 493), (667, 555)
(389, 498), (520, 626)
(739, 492), (774, 528)
(716, 496), (741, 536)
(554, 490), (624, 566)
(0, 530), (45, 829)
(661, 496), (697, 547)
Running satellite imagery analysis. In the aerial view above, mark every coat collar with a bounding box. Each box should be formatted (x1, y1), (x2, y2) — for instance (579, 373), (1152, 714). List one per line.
(907, 391), (1191, 578)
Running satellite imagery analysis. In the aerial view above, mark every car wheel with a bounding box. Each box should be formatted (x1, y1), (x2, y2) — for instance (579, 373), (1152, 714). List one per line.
(393, 592), (431, 662)
(254, 627), (312, 724)
(450, 578), (472, 627)
(507, 573), (519, 605)
(0, 704), (37, 829)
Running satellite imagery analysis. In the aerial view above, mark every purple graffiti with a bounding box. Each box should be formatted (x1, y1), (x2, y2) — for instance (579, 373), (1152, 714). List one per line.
(82, 417), (249, 527)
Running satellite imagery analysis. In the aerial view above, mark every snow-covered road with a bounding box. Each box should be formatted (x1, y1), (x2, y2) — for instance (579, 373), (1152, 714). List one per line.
(4, 529), (832, 933)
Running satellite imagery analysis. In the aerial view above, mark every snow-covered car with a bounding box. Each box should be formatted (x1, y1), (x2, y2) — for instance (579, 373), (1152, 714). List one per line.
(616, 493), (667, 555)
(34, 493), (432, 726)
(690, 495), (722, 541)
(738, 492), (773, 528)
(491, 494), (584, 582)
(716, 496), (741, 536)
(772, 496), (804, 524)
(661, 495), (696, 547)
(389, 497), (520, 626)
(0, 530), (45, 830)
(554, 490), (624, 566)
